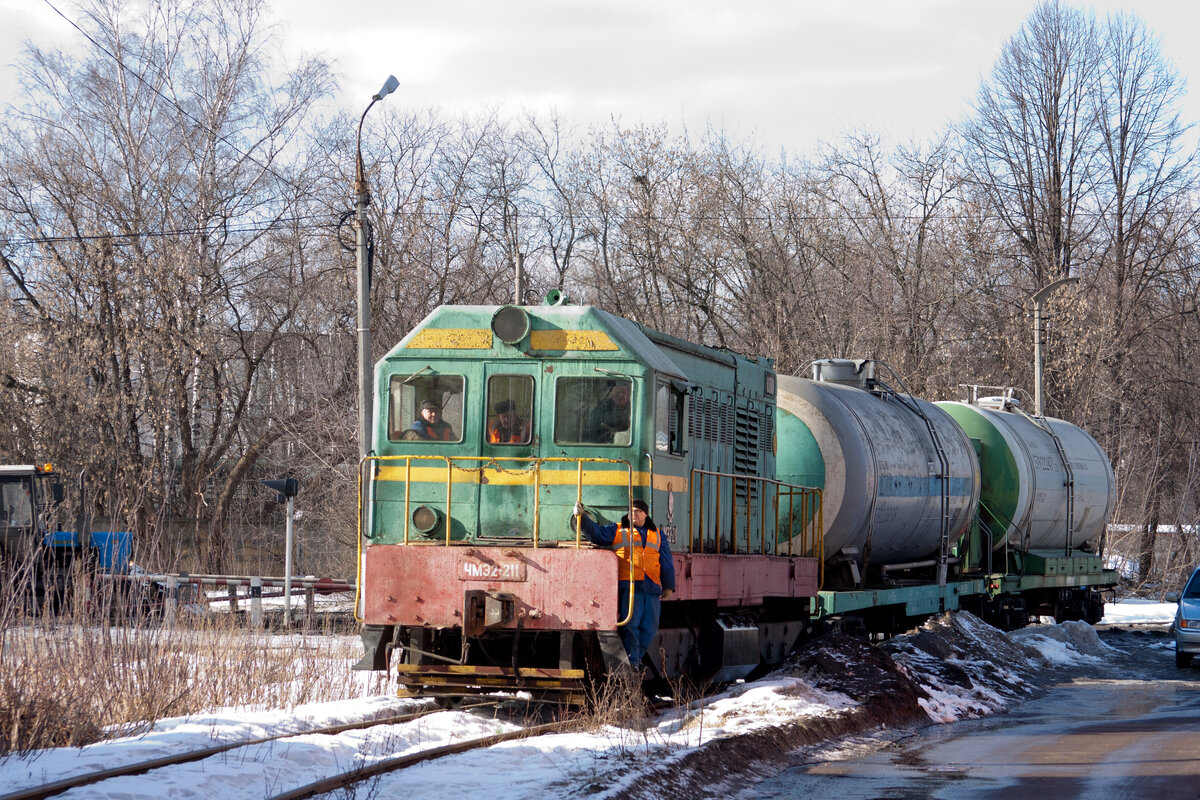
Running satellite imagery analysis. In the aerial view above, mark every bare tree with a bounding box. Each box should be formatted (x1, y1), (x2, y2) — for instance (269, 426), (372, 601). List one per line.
(0, 0), (335, 570)
(962, 0), (1102, 288)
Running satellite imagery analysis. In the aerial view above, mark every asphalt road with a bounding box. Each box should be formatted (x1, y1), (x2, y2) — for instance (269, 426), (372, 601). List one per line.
(750, 627), (1200, 800)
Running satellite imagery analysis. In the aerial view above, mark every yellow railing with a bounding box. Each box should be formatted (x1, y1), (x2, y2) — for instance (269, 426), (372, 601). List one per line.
(359, 454), (635, 546)
(355, 457), (823, 625)
(357, 454), (638, 625)
(688, 469), (824, 586)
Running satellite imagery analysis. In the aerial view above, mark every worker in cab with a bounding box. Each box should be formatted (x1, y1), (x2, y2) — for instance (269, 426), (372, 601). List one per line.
(411, 399), (456, 440)
(571, 498), (675, 668)
(487, 400), (530, 444)
(585, 380), (632, 443)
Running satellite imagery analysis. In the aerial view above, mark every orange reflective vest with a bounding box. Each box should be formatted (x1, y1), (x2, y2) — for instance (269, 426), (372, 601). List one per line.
(414, 420), (455, 440)
(487, 423), (523, 443)
(613, 525), (662, 586)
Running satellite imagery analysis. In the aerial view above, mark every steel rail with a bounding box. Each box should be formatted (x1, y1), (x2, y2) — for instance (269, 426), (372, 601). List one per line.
(266, 719), (573, 800)
(0, 705), (468, 800)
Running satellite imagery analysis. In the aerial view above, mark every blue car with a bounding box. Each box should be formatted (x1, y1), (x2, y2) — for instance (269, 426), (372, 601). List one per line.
(1168, 567), (1200, 668)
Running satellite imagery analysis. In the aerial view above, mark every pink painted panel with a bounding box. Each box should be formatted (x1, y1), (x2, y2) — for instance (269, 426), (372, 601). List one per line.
(363, 544), (618, 631)
(674, 553), (720, 600)
(671, 553), (820, 604)
(792, 557), (820, 597)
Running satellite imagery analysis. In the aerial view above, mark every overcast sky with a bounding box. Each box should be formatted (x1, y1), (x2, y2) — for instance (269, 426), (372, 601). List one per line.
(1, 0), (1198, 156)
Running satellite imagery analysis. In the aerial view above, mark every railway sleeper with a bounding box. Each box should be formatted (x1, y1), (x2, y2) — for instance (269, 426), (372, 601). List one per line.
(395, 663), (587, 706)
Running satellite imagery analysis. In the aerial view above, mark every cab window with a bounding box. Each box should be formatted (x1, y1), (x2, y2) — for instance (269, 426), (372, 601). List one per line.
(389, 374), (464, 443)
(655, 381), (684, 455)
(485, 375), (533, 445)
(1, 478), (33, 527)
(555, 376), (633, 446)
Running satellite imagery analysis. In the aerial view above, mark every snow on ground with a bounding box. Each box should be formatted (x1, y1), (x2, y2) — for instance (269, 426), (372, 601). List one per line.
(1011, 620), (1112, 665)
(0, 603), (1179, 800)
(1101, 598), (1176, 625)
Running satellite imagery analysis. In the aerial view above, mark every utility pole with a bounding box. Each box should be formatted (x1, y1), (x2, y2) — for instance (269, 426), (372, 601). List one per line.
(1032, 276), (1079, 416)
(514, 252), (525, 305)
(262, 478), (299, 627)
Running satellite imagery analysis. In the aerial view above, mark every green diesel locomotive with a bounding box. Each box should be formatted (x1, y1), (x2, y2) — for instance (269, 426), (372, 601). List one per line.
(354, 298), (821, 700)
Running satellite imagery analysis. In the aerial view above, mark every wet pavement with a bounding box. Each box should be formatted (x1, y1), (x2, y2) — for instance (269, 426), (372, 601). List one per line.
(748, 627), (1200, 800)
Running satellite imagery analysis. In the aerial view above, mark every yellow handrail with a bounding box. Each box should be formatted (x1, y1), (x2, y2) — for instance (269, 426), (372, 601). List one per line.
(359, 453), (642, 626)
(686, 468), (823, 567)
(360, 454), (634, 545)
(574, 461), (584, 548)
(616, 484), (635, 627)
(356, 456), (826, 626)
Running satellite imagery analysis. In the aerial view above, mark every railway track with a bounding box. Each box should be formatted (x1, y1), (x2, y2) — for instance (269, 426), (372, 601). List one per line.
(0, 703), (475, 800)
(266, 718), (577, 800)
(2, 682), (668, 800)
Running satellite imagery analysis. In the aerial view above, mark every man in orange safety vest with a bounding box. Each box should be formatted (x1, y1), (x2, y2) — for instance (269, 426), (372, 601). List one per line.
(573, 498), (675, 666)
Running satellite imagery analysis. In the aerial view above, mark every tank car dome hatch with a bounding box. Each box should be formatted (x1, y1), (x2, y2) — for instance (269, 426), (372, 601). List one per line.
(936, 401), (1116, 552)
(810, 358), (876, 389)
(977, 395), (1020, 411)
(542, 289), (572, 306)
(775, 374), (980, 569)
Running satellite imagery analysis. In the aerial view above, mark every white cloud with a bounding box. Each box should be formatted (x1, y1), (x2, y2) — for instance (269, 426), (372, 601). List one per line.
(3, 0), (1200, 155)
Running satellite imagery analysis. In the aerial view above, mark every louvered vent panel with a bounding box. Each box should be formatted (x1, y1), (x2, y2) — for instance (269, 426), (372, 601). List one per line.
(720, 404), (735, 445)
(759, 410), (774, 452)
(734, 406), (759, 474)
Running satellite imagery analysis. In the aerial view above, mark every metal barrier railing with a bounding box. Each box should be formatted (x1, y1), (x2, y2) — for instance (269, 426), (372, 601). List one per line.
(688, 469), (824, 587)
(356, 457), (824, 622)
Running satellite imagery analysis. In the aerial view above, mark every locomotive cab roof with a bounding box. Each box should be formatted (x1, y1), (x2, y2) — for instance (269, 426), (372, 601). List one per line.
(381, 303), (697, 379)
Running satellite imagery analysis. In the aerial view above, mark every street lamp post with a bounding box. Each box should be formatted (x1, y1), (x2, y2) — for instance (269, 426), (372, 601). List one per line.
(354, 75), (399, 461)
(1032, 276), (1079, 416)
(262, 478), (299, 627)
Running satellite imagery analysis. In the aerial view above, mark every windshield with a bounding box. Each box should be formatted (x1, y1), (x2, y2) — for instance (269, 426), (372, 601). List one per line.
(1184, 570), (1200, 599)
(555, 376), (633, 446)
(486, 375), (533, 445)
(388, 374), (465, 443)
(1, 477), (34, 528)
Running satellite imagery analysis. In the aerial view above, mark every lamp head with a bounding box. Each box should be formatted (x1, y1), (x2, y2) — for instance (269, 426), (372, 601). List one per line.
(374, 75), (399, 101)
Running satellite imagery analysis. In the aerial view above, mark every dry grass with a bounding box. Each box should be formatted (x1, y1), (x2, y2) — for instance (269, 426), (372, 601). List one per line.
(579, 667), (650, 730)
(0, 563), (387, 758)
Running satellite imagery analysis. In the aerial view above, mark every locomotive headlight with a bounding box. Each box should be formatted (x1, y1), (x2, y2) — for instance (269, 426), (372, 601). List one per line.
(412, 505), (442, 535)
(491, 306), (530, 345)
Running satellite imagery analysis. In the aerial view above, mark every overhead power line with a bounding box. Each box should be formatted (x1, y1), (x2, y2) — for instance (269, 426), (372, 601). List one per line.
(40, 0), (310, 198)
(3, 214), (339, 248)
(2, 202), (1139, 250)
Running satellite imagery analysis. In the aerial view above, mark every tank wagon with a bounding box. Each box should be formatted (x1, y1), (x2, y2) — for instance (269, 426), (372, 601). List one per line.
(355, 297), (823, 701)
(355, 303), (1119, 698)
(775, 360), (1116, 632)
(776, 360), (980, 582)
(937, 393), (1116, 624)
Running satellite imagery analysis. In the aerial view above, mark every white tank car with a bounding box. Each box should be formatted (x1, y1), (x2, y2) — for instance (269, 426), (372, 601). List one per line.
(936, 397), (1116, 552)
(775, 361), (981, 570)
